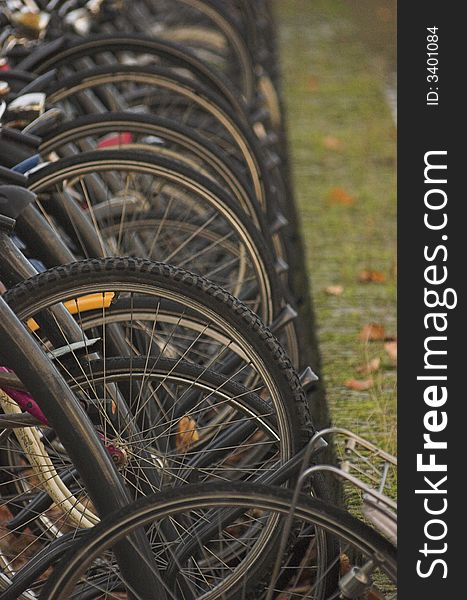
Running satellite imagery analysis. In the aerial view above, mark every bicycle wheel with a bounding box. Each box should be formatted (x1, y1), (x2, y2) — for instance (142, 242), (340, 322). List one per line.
(21, 34), (247, 119)
(37, 114), (291, 272)
(1, 259), (312, 595)
(44, 64), (278, 212)
(0, 357), (286, 598)
(39, 481), (397, 599)
(23, 150), (297, 353)
(119, 0), (257, 103)
(3, 258), (312, 467)
(5, 258), (311, 447)
(38, 112), (260, 228)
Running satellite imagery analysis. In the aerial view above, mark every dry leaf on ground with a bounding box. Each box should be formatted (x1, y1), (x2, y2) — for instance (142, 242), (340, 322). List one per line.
(324, 285), (344, 296)
(358, 270), (386, 283)
(306, 76), (319, 91)
(385, 341), (397, 362)
(344, 378), (374, 391)
(359, 323), (386, 342)
(357, 357), (381, 374)
(326, 187), (354, 206)
(377, 6), (393, 21)
(323, 135), (343, 151)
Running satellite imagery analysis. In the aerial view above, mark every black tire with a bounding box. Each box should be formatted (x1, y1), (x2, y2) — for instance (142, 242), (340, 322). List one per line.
(22, 33), (248, 117)
(1, 259), (316, 597)
(38, 111), (260, 227)
(117, 0), (257, 102)
(3, 258), (313, 450)
(25, 149), (282, 329)
(39, 481), (397, 600)
(44, 64), (278, 213)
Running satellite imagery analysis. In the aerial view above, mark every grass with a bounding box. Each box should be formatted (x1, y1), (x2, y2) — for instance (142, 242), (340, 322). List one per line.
(276, 0), (397, 454)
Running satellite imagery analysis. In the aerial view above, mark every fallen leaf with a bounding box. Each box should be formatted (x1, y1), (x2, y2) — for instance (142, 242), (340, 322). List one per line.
(359, 323), (386, 342)
(176, 416), (200, 452)
(326, 187), (354, 206)
(358, 270), (386, 284)
(357, 357), (381, 374)
(376, 6), (393, 22)
(324, 285), (344, 296)
(323, 135), (343, 151)
(344, 378), (374, 391)
(385, 341), (397, 362)
(306, 76), (319, 91)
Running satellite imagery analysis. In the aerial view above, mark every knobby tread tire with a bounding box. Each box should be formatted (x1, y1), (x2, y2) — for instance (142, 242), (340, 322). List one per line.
(4, 258), (312, 443)
(40, 481), (396, 600)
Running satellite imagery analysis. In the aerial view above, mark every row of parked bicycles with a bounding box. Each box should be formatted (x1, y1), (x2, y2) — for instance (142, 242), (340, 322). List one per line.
(0, 1), (397, 598)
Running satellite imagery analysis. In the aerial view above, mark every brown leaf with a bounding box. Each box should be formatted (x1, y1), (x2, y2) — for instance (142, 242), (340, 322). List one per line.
(306, 76), (319, 91)
(344, 378), (374, 391)
(324, 285), (344, 296)
(358, 270), (386, 284)
(376, 6), (393, 22)
(327, 187), (354, 206)
(323, 135), (343, 151)
(357, 357), (381, 374)
(176, 416), (200, 452)
(359, 323), (386, 342)
(385, 341), (397, 362)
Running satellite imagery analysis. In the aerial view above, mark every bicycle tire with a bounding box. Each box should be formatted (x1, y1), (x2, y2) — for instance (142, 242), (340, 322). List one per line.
(25, 149), (282, 329)
(44, 64), (278, 213)
(0, 258), (311, 595)
(3, 257), (312, 448)
(38, 111), (259, 226)
(125, 0), (256, 102)
(21, 33), (248, 117)
(39, 481), (397, 599)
